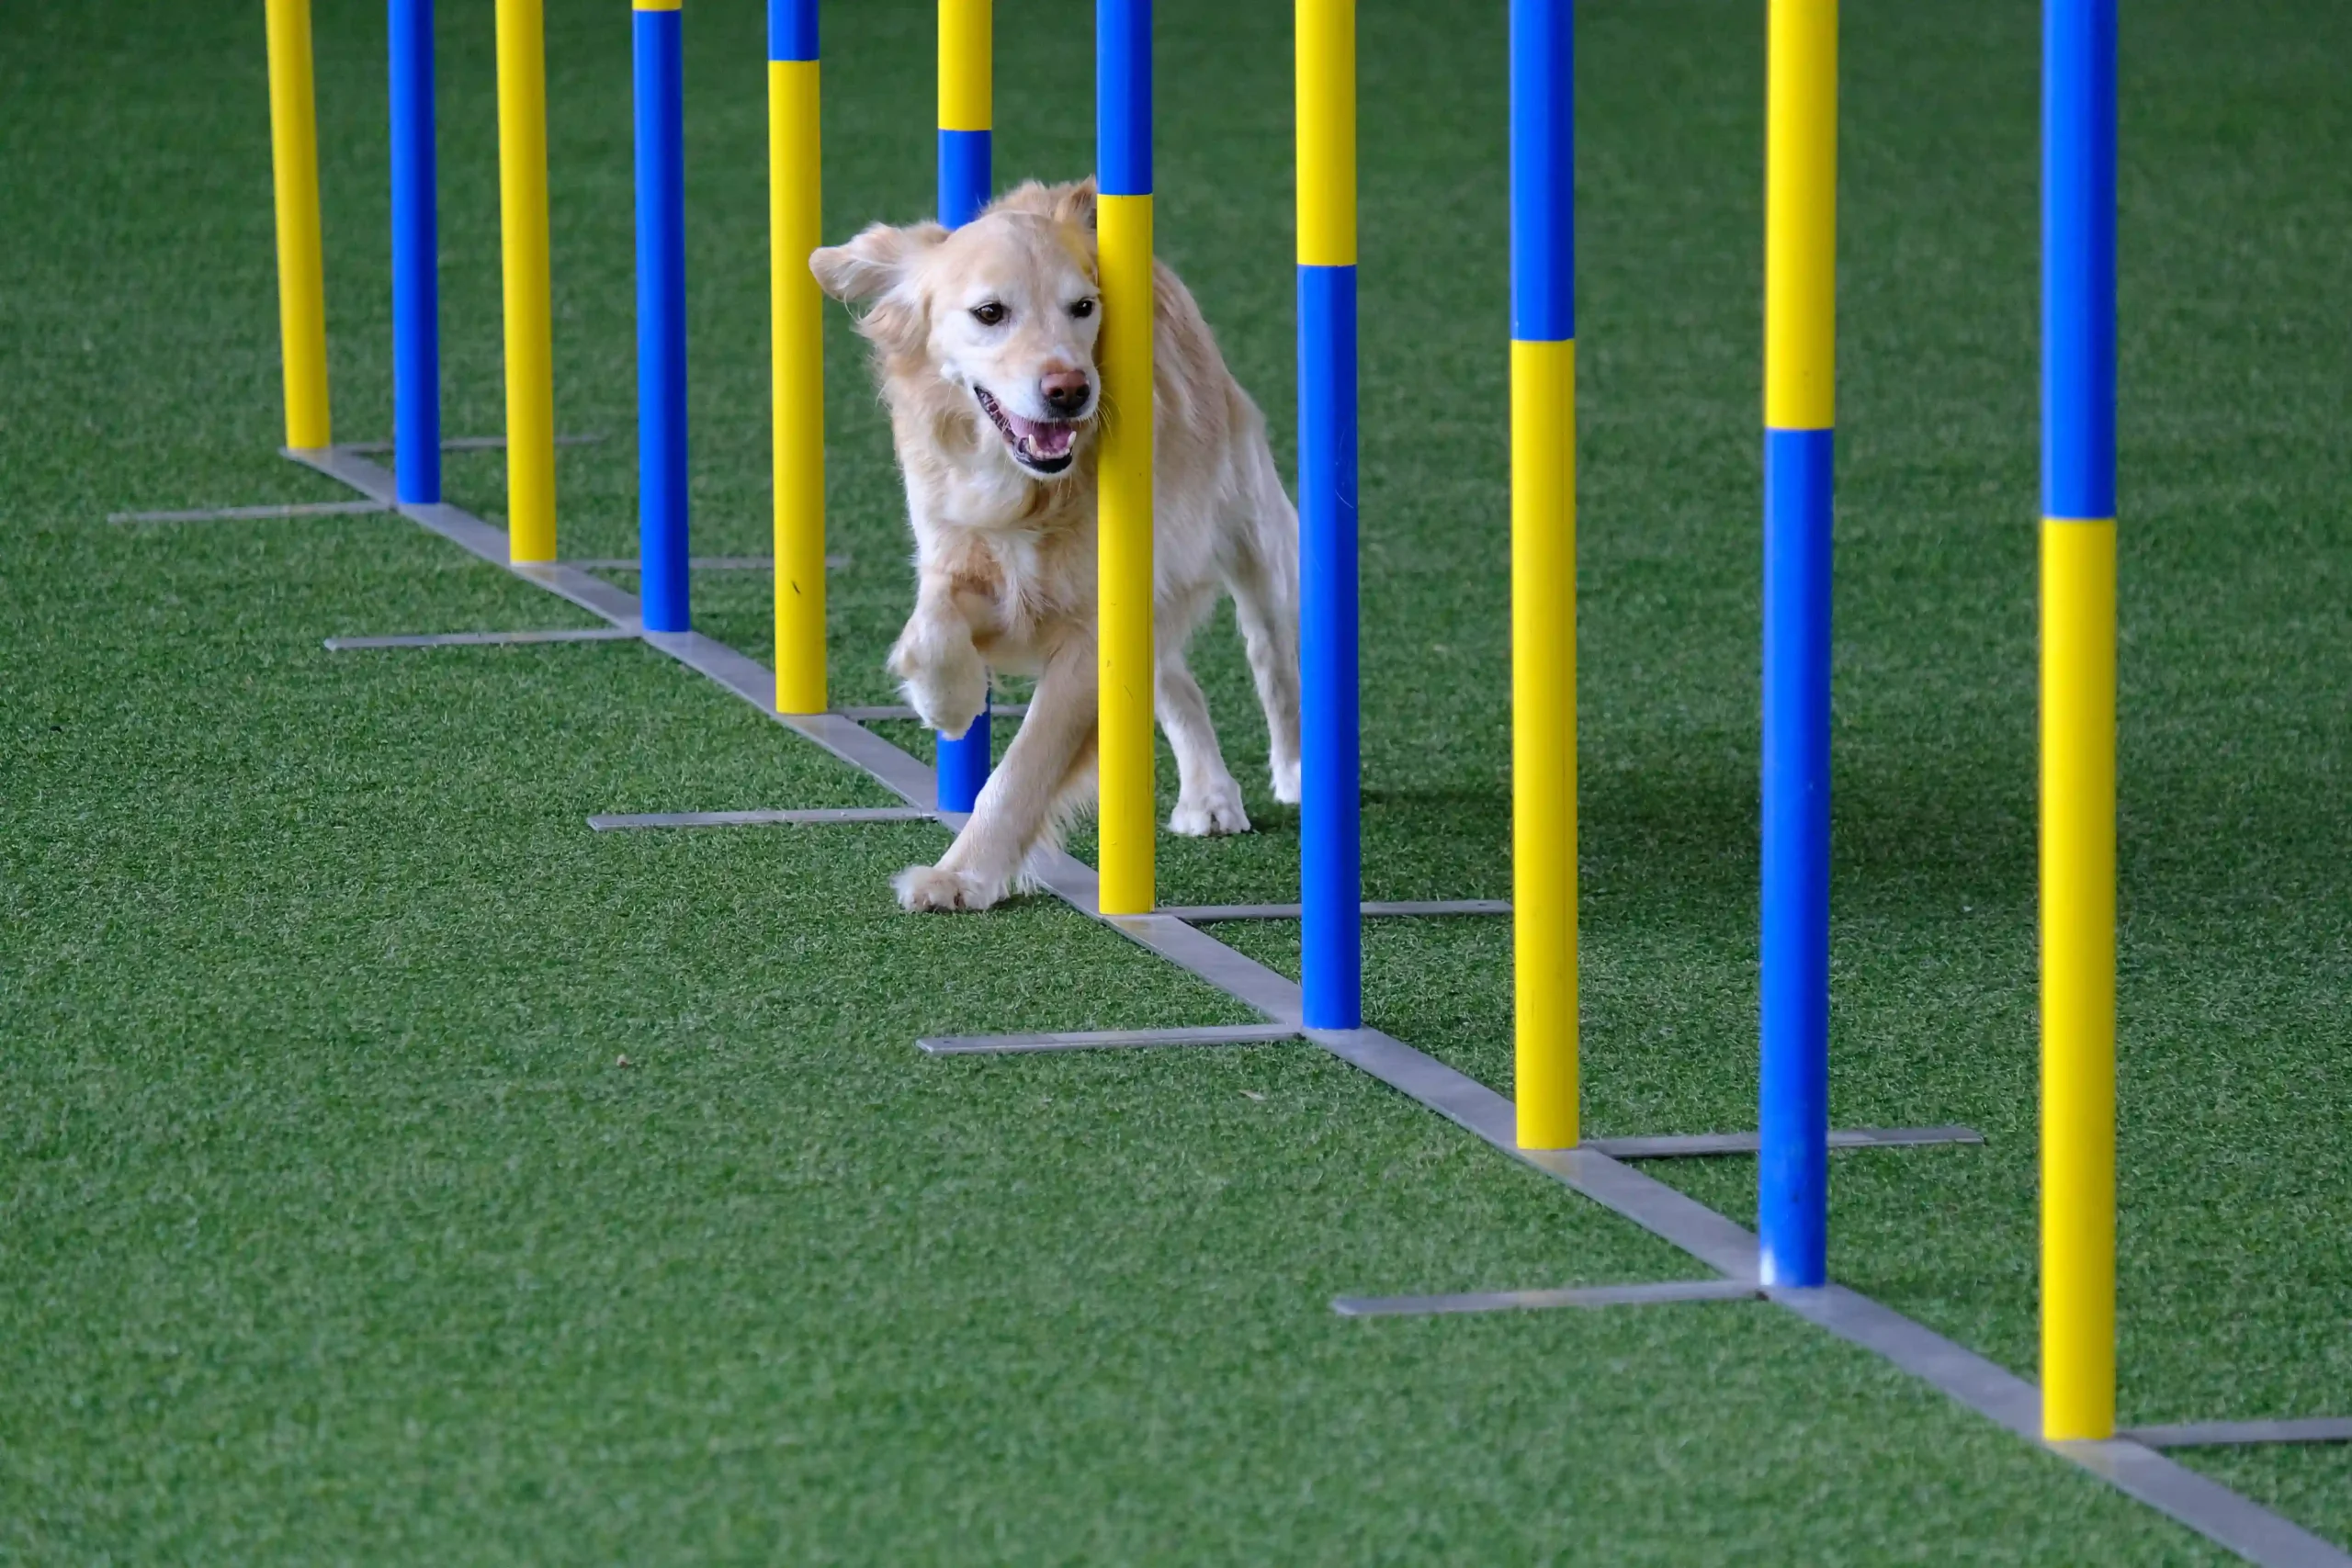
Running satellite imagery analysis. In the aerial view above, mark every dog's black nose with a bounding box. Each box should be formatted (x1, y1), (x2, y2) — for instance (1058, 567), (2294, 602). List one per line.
(1040, 371), (1091, 417)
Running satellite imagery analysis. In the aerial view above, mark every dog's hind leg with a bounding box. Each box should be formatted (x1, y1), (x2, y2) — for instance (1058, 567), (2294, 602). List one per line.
(895, 638), (1096, 912)
(1157, 646), (1250, 837)
(1226, 446), (1304, 806)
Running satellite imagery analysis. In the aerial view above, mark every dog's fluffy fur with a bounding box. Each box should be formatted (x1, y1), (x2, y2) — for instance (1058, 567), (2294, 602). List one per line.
(810, 178), (1301, 912)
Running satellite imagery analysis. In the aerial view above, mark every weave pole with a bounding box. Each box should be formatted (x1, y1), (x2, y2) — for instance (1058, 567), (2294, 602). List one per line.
(935, 0), (993, 804)
(633, 0), (690, 634)
(2040, 0), (2119, 1443)
(1096, 0), (1155, 914)
(1510, 0), (1574, 1145)
(1297, 0), (1359, 1026)
(1758, 0), (1836, 1287)
(496, 0), (558, 562)
(264, 0), (332, 450)
(390, 0), (442, 504)
(771, 0), (826, 713)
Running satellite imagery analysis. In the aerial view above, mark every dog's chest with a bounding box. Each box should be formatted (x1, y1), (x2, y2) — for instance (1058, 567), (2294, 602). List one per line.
(914, 480), (1095, 665)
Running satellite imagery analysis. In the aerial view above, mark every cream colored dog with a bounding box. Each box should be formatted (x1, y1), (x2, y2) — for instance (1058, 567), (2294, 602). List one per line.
(811, 178), (1301, 913)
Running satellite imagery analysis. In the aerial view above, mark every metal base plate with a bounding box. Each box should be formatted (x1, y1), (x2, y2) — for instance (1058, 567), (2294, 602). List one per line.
(567, 554), (850, 572)
(1585, 1124), (1985, 1159)
(588, 807), (932, 831)
(324, 626), (638, 650)
(919, 1023), (1303, 1055)
(111, 499), (393, 524)
(2125, 1419), (2352, 1450)
(1334, 1278), (1761, 1317)
(337, 432), (605, 455)
(1162, 898), (1510, 922)
(835, 702), (1030, 722)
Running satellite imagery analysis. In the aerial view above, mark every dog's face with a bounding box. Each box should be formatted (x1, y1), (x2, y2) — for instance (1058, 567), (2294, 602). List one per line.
(812, 181), (1102, 480)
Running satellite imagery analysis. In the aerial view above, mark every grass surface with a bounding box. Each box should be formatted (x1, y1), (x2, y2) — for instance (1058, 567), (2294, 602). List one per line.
(6, 0), (2352, 1560)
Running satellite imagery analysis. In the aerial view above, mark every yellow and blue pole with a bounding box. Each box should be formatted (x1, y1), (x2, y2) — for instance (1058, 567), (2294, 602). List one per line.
(2041, 0), (2118, 1443)
(936, 0), (993, 804)
(771, 0), (826, 713)
(1096, 0), (1155, 914)
(1510, 0), (1575, 1145)
(1758, 0), (1836, 1286)
(390, 0), (441, 503)
(634, 0), (690, 633)
(265, 0), (332, 451)
(496, 0), (558, 562)
(1298, 0), (1358, 1025)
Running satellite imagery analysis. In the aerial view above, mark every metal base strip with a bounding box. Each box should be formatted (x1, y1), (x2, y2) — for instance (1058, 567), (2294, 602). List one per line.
(1164, 898), (1510, 922)
(588, 807), (932, 830)
(835, 702), (1030, 722)
(2126, 1420), (2352, 1450)
(919, 1023), (1304, 1055)
(110, 499), (393, 524)
(567, 554), (851, 572)
(335, 433), (605, 455)
(324, 627), (638, 650)
(1333, 1278), (1761, 1317)
(285, 446), (2352, 1568)
(1586, 1124), (1984, 1160)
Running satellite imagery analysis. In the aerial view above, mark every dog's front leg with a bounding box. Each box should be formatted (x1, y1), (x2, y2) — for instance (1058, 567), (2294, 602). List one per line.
(886, 573), (989, 739)
(895, 640), (1097, 912)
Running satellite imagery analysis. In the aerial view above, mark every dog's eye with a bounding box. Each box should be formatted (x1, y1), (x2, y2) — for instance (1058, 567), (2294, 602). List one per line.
(970, 301), (1007, 327)
(1069, 298), (1096, 319)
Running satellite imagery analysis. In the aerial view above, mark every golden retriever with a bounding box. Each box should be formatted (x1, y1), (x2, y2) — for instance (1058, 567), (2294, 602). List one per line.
(811, 178), (1301, 912)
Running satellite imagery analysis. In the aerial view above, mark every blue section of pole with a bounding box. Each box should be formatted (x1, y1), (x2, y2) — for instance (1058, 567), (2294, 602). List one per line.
(389, 0), (441, 505)
(633, 6), (690, 635)
(1509, 0), (1573, 344)
(1758, 423), (1834, 1287)
(937, 130), (992, 229)
(1299, 262), (1361, 1031)
(2043, 0), (2117, 522)
(933, 125), (992, 810)
(769, 0), (818, 61)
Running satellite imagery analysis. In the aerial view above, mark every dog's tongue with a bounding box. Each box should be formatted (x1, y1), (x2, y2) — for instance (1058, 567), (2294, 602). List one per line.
(1002, 407), (1077, 459)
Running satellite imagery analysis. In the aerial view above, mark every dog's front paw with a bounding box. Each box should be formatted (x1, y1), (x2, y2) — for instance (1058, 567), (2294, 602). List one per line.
(893, 863), (1006, 912)
(1170, 779), (1251, 838)
(905, 662), (989, 739)
(1270, 755), (1302, 807)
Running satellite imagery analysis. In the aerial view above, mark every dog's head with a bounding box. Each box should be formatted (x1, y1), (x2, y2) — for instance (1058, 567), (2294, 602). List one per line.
(812, 179), (1102, 481)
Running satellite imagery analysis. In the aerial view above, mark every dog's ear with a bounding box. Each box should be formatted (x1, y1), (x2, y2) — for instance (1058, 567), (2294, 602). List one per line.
(1050, 176), (1098, 231)
(987, 178), (1098, 232)
(808, 220), (946, 304)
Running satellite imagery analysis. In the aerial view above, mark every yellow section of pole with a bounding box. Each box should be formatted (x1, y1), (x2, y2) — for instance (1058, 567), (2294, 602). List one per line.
(2041, 515), (2117, 1440)
(1764, 0), (1837, 432)
(770, 58), (827, 714)
(1095, 192), (1156, 915)
(264, 0), (331, 449)
(1511, 338), (1577, 1148)
(496, 0), (558, 561)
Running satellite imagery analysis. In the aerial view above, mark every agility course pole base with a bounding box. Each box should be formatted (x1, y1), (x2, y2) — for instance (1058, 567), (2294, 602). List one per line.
(322, 626), (636, 650)
(1333, 1279), (1759, 1318)
(110, 500), (391, 525)
(2122, 1419), (2352, 1450)
(276, 442), (2352, 1568)
(568, 554), (851, 573)
(588, 807), (932, 831)
(1587, 1124), (1983, 1160)
(917, 1024), (1303, 1055)
(337, 432), (605, 456)
(1161, 899), (1507, 923)
(835, 702), (1027, 722)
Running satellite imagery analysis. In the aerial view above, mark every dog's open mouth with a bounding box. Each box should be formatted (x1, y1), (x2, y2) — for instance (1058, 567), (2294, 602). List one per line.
(973, 386), (1080, 476)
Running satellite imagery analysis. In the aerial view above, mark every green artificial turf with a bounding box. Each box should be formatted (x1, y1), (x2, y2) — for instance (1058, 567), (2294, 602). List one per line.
(6, 0), (2352, 1560)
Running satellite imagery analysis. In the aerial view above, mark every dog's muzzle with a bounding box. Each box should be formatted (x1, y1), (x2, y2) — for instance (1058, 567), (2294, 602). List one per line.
(973, 385), (1080, 476)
